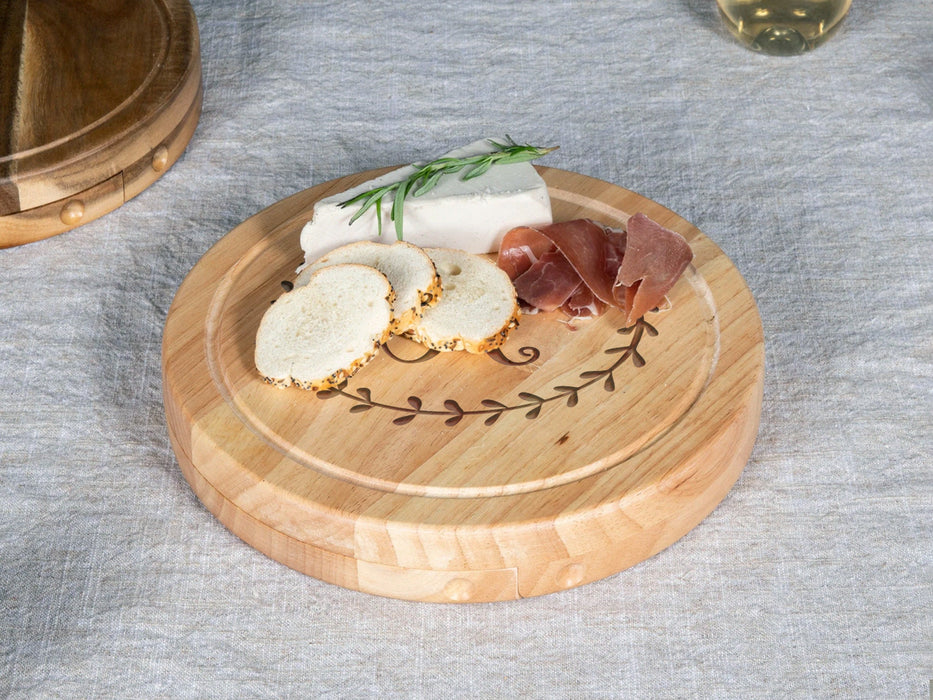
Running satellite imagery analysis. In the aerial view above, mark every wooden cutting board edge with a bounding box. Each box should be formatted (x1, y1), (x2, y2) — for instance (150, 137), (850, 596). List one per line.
(161, 166), (765, 602)
(0, 0), (202, 246)
(166, 383), (761, 602)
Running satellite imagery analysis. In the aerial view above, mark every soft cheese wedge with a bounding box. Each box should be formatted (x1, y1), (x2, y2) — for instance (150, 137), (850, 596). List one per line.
(295, 240), (442, 334)
(299, 137), (553, 266)
(255, 264), (395, 391)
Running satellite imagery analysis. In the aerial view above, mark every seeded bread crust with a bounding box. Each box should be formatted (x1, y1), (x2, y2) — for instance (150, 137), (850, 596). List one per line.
(259, 322), (393, 392)
(255, 264), (395, 391)
(405, 248), (521, 354)
(393, 274), (443, 334)
(405, 311), (519, 353)
(296, 240), (443, 334)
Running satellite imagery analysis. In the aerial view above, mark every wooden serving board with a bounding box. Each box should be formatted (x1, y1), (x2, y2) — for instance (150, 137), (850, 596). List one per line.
(162, 167), (764, 602)
(0, 0), (201, 247)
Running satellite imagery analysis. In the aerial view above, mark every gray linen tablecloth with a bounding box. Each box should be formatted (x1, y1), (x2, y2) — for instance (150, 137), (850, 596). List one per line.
(2, 1), (930, 697)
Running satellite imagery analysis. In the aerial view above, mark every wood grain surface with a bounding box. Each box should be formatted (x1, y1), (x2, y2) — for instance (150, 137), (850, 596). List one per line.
(0, 0), (201, 246)
(162, 167), (765, 602)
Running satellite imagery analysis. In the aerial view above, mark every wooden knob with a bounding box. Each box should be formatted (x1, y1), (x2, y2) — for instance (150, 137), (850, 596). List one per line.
(151, 145), (169, 172)
(443, 578), (474, 602)
(59, 200), (85, 226)
(557, 562), (585, 589)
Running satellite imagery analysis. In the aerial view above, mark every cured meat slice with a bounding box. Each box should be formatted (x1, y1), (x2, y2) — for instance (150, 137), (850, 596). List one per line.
(498, 215), (693, 324)
(497, 226), (557, 280)
(532, 219), (618, 303)
(499, 219), (618, 302)
(560, 285), (608, 320)
(513, 249), (582, 312)
(615, 213), (693, 324)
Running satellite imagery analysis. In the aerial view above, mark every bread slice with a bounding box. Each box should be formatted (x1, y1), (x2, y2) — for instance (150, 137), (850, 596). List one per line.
(255, 264), (395, 391)
(296, 240), (441, 334)
(406, 248), (520, 353)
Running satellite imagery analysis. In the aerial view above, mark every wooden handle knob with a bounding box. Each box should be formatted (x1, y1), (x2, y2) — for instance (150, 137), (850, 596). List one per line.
(151, 145), (170, 172)
(59, 200), (85, 226)
(443, 578), (475, 602)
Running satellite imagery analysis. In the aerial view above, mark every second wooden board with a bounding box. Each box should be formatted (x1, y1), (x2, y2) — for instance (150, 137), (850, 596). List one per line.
(163, 166), (764, 602)
(0, 0), (201, 246)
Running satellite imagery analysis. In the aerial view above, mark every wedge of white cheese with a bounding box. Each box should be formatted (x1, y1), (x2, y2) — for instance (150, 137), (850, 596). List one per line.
(299, 137), (553, 267)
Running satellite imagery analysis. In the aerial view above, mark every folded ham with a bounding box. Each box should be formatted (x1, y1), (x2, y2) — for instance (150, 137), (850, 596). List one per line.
(497, 215), (693, 325)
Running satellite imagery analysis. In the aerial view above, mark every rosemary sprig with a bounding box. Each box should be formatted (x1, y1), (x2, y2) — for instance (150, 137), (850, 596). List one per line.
(338, 136), (558, 240)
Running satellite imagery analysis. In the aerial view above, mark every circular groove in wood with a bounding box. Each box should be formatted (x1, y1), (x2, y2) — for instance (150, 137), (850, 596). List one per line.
(0, 2), (169, 162)
(162, 166), (765, 601)
(0, 0), (201, 244)
(206, 260), (719, 499)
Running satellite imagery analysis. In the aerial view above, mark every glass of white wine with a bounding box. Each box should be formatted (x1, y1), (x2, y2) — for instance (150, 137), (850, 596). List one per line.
(717, 0), (852, 55)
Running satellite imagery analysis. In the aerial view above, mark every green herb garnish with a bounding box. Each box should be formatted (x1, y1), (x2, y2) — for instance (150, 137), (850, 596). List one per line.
(338, 136), (558, 240)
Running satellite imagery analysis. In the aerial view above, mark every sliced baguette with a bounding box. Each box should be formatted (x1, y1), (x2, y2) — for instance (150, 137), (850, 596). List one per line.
(255, 264), (395, 391)
(406, 248), (520, 353)
(296, 240), (442, 334)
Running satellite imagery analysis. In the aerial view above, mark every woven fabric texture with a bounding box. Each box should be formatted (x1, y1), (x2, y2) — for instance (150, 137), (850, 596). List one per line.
(1, 1), (930, 697)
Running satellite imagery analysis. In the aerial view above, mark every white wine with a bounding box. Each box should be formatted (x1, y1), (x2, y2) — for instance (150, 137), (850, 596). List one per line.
(717, 0), (851, 55)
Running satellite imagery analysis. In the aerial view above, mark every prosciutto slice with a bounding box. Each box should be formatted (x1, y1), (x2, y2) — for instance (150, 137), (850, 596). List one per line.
(561, 285), (608, 320)
(497, 215), (692, 324)
(496, 226), (555, 280)
(616, 213), (693, 324)
(513, 249), (582, 312)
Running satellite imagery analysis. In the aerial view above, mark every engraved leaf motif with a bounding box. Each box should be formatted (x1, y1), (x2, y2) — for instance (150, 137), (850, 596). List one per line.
(444, 399), (464, 427)
(320, 317), (656, 426)
(519, 392), (546, 418)
(554, 386), (579, 407)
(486, 345), (540, 366)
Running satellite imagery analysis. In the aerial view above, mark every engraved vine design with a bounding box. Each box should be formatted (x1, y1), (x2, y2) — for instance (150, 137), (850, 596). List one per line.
(316, 317), (658, 426)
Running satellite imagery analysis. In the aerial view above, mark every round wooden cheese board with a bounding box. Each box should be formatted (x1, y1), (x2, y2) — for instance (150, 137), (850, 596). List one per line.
(0, 0), (201, 247)
(162, 166), (764, 602)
